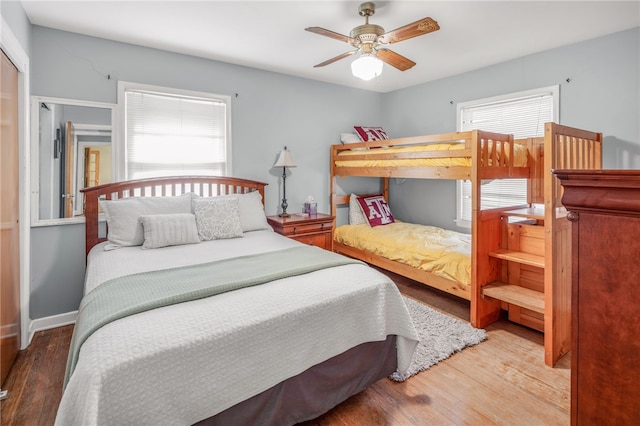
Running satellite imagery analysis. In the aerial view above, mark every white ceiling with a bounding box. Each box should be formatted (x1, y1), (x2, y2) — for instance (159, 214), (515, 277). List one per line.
(20, 0), (640, 93)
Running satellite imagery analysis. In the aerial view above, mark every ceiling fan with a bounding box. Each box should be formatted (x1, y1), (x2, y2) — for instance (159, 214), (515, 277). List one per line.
(305, 2), (440, 80)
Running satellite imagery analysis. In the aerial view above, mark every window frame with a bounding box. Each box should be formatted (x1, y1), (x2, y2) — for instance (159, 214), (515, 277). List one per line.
(455, 85), (559, 228)
(116, 81), (232, 181)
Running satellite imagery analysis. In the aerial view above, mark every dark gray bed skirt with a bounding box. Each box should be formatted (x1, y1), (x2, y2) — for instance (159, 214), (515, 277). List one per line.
(195, 335), (398, 426)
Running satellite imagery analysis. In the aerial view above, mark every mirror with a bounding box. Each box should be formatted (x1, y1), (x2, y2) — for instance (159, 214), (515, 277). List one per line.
(31, 97), (115, 225)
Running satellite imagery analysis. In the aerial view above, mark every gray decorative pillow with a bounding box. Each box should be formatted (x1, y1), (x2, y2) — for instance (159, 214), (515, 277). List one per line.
(193, 191), (270, 232)
(349, 193), (368, 225)
(99, 193), (194, 250)
(139, 213), (200, 249)
(193, 196), (243, 240)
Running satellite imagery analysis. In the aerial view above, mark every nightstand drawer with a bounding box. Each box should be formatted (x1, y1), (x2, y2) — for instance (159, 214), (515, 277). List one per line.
(283, 221), (329, 236)
(292, 233), (327, 248)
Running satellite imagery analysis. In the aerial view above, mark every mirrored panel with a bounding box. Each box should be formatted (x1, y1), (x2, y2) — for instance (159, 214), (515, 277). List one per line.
(31, 97), (115, 225)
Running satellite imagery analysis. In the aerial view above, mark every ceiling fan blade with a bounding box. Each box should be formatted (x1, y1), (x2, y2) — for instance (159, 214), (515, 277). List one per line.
(378, 17), (440, 44)
(376, 49), (416, 71)
(305, 27), (356, 44)
(313, 51), (357, 68)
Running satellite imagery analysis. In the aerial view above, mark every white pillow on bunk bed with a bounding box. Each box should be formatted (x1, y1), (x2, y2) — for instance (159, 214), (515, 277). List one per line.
(341, 133), (368, 151)
(349, 194), (368, 225)
(193, 196), (244, 241)
(139, 213), (200, 249)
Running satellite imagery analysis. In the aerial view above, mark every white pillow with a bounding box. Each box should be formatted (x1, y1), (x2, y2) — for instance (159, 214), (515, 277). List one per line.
(139, 213), (200, 249)
(194, 191), (270, 232)
(340, 133), (361, 143)
(349, 193), (368, 225)
(193, 196), (243, 240)
(100, 193), (193, 250)
(340, 133), (368, 151)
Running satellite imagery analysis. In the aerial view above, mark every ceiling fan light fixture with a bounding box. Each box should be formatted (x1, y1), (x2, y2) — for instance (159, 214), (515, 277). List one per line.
(351, 53), (383, 81)
(307, 2), (440, 77)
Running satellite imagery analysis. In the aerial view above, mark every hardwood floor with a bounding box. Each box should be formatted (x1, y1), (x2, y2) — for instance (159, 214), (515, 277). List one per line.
(0, 270), (569, 425)
(0, 325), (71, 425)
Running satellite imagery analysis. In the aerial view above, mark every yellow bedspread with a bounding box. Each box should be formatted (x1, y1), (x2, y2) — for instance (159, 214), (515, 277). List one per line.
(335, 142), (528, 168)
(334, 222), (471, 286)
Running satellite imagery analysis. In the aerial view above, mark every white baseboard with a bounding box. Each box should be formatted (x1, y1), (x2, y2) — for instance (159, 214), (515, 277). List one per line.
(28, 311), (77, 345)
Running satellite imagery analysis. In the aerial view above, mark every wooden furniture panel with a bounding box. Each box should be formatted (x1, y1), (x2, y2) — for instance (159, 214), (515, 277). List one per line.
(556, 170), (640, 425)
(1, 50), (21, 389)
(267, 213), (334, 251)
(486, 216), (546, 333)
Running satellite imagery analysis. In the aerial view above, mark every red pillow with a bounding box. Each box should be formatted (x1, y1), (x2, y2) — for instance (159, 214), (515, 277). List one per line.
(357, 195), (395, 227)
(354, 126), (388, 142)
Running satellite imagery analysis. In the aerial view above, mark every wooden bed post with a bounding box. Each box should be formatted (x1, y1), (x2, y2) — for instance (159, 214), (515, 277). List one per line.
(471, 131), (503, 328)
(543, 122), (602, 366)
(382, 177), (389, 204)
(330, 144), (339, 231)
(330, 177), (338, 229)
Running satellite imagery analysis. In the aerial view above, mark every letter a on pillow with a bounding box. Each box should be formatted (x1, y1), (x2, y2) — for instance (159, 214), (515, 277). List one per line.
(357, 195), (395, 227)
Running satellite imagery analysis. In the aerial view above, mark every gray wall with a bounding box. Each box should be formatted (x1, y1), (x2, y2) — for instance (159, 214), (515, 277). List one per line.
(29, 26), (383, 318)
(380, 27), (640, 231)
(8, 11), (639, 320)
(1, 0), (31, 56)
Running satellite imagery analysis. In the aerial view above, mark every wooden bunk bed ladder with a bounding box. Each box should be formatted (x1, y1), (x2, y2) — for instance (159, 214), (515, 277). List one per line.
(475, 123), (602, 367)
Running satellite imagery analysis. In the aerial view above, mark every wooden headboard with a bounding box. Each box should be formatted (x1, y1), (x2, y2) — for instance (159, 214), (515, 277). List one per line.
(80, 176), (268, 255)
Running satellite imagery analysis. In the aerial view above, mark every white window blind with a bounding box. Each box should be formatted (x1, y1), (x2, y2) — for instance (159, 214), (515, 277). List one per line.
(122, 84), (230, 180)
(456, 86), (558, 227)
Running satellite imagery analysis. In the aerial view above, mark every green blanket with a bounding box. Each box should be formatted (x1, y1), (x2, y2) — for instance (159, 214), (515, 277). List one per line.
(64, 246), (363, 387)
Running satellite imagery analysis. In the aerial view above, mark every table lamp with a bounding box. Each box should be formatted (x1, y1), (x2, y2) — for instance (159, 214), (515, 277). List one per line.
(273, 146), (296, 217)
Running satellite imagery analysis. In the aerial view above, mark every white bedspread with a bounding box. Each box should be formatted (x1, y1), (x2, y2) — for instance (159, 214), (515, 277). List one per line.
(56, 230), (418, 425)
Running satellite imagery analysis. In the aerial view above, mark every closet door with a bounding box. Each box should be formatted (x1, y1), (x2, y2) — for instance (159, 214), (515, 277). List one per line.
(1, 49), (21, 386)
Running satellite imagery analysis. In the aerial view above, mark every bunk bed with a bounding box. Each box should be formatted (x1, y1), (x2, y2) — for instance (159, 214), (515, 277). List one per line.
(330, 123), (602, 366)
(58, 176), (418, 425)
(331, 129), (530, 301)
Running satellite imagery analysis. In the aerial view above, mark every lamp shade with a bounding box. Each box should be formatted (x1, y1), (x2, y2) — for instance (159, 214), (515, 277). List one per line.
(351, 54), (383, 81)
(273, 147), (296, 168)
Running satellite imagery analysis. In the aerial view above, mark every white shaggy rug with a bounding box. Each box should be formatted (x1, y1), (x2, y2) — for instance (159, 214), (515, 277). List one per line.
(389, 296), (487, 382)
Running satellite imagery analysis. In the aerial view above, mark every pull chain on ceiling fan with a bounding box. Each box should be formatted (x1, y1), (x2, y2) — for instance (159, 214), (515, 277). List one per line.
(305, 2), (440, 80)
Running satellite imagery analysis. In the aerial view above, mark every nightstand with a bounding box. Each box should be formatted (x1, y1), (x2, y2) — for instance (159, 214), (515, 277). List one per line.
(267, 213), (334, 251)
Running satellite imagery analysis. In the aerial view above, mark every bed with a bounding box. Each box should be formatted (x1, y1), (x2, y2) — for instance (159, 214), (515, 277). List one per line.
(331, 129), (530, 302)
(333, 219), (472, 298)
(333, 129), (531, 180)
(331, 123), (602, 366)
(56, 176), (419, 426)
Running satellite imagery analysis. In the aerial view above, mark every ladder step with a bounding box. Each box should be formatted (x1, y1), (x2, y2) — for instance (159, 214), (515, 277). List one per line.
(502, 207), (545, 220)
(489, 249), (545, 268)
(482, 281), (545, 314)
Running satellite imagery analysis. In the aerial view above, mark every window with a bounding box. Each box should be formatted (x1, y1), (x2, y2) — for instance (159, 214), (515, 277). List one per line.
(117, 82), (231, 180)
(455, 86), (559, 227)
